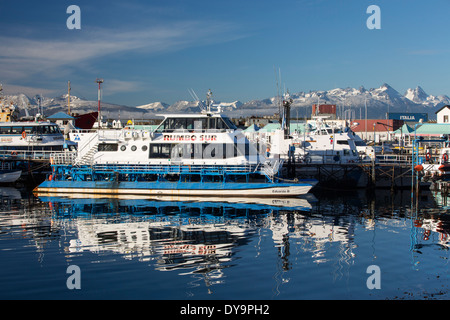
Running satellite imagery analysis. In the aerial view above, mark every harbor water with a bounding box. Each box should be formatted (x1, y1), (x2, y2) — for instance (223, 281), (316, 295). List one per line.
(0, 185), (449, 301)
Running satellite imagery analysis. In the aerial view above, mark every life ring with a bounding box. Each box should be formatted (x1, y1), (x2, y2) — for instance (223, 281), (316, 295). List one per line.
(48, 174), (52, 181)
(425, 152), (430, 161)
(11, 151), (17, 156)
(21, 131), (26, 139)
(443, 153), (449, 163)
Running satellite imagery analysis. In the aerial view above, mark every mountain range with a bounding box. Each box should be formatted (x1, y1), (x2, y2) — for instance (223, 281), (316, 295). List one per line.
(2, 83), (449, 120)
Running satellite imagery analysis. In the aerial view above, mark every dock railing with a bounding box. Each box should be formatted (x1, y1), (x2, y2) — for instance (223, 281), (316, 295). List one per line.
(375, 154), (411, 165)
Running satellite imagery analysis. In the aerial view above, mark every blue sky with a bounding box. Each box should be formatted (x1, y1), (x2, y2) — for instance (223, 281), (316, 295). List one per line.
(1, 0), (450, 106)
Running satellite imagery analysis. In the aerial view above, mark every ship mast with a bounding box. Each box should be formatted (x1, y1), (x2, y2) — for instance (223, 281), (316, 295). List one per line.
(96, 78), (104, 128)
(206, 89), (212, 114)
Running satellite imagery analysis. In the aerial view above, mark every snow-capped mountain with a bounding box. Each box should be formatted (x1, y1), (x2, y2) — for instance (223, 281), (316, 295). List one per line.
(238, 83), (450, 119)
(136, 102), (169, 112)
(1, 83), (449, 120)
(1, 93), (148, 120)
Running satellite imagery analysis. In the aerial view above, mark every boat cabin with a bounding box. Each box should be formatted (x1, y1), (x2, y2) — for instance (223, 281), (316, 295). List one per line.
(154, 114), (237, 133)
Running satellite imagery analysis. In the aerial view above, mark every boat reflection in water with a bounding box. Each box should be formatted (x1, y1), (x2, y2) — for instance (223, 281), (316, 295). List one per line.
(3, 187), (448, 299)
(35, 193), (315, 277)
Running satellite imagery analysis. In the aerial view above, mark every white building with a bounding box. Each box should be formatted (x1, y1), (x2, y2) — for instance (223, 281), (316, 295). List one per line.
(436, 105), (450, 124)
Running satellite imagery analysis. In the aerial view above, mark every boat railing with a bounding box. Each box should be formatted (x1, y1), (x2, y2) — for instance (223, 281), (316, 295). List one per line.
(0, 149), (68, 161)
(50, 152), (77, 165)
(263, 159), (281, 179)
(90, 163), (259, 175)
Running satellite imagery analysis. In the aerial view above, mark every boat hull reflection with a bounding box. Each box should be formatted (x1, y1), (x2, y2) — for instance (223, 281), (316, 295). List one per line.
(35, 192), (315, 212)
(36, 193), (314, 276)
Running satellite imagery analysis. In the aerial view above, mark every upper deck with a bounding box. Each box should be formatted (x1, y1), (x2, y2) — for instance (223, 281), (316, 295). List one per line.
(153, 113), (237, 133)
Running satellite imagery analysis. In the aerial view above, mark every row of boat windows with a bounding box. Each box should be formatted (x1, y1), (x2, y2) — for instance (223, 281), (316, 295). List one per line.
(0, 145), (65, 151)
(155, 117), (236, 132)
(0, 125), (62, 135)
(98, 143), (252, 159)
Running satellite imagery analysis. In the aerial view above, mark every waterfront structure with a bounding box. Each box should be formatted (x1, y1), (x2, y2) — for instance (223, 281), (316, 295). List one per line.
(435, 105), (450, 124)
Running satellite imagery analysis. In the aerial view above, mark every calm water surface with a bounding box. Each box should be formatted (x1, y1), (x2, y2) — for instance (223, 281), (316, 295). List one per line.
(0, 186), (449, 300)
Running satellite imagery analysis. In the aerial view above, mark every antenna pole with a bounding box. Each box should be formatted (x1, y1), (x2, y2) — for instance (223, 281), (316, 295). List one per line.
(96, 78), (104, 128)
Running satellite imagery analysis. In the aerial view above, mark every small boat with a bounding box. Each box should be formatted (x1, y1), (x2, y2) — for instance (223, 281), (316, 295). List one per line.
(0, 165), (22, 183)
(34, 91), (317, 197)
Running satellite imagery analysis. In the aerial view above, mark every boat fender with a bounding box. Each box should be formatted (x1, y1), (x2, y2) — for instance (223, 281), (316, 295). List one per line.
(48, 174), (52, 181)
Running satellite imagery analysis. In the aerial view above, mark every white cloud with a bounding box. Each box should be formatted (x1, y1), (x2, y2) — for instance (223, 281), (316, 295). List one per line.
(0, 21), (244, 83)
(1, 83), (57, 97)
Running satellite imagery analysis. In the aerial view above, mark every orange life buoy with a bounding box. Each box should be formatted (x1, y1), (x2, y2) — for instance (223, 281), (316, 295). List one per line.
(443, 153), (449, 163)
(48, 174), (52, 181)
(22, 131), (26, 139)
(11, 151), (17, 156)
(426, 152), (430, 161)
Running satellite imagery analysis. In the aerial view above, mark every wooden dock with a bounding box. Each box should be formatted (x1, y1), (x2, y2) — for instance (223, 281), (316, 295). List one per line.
(284, 154), (418, 190)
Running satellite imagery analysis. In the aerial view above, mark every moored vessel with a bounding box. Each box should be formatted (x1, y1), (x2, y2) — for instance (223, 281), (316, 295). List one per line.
(34, 91), (317, 197)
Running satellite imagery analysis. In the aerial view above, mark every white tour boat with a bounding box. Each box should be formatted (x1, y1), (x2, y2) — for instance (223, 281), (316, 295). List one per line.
(35, 92), (317, 196)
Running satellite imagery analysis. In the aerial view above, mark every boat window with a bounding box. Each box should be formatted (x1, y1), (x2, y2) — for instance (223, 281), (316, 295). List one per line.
(171, 144), (185, 158)
(131, 145), (137, 151)
(149, 143), (171, 158)
(173, 119), (186, 130)
(337, 141), (349, 145)
(186, 118), (194, 130)
(98, 144), (118, 152)
(154, 116), (239, 132)
(120, 145), (126, 151)
(0, 127), (11, 134)
(208, 118), (217, 130)
(23, 126), (33, 134)
(11, 126), (22, 134)
(48, 125), (59, 134)
(32, 126), (42, 134)
(222, 116), (237, 129)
